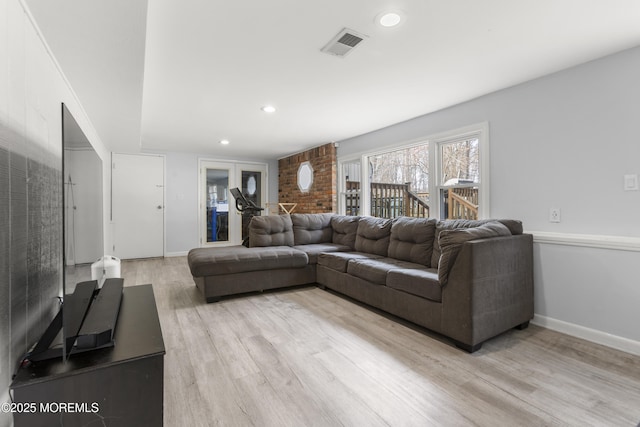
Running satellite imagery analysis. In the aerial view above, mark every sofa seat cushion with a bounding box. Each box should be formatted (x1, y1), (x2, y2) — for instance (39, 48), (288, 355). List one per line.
(188, 246), (308, 277)
(346, 258), (425, 285)
(317, 251), (383, 273)
(292, 243), (352, 264)
(387, 268), (442, 302)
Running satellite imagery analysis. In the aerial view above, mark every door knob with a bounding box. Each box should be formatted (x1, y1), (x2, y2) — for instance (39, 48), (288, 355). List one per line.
(157, 205), (163, 210)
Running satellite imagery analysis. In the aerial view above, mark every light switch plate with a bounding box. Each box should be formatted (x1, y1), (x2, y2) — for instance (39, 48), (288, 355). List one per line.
(624, 174), (639, 191)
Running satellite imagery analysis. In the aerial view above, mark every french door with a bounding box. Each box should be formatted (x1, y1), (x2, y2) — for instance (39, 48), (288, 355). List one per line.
(199, 160), (267, 246)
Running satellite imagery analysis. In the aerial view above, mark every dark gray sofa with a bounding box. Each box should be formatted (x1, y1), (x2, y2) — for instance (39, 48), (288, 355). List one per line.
(187, 213), (533, 352)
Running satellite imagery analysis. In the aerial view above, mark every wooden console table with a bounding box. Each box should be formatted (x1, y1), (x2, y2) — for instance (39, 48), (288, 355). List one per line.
(11, 284), (165, 427)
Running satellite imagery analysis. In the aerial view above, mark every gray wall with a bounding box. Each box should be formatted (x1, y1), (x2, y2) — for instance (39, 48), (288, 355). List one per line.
(1, 122), (62, 404)
(337, 46), (640, 346)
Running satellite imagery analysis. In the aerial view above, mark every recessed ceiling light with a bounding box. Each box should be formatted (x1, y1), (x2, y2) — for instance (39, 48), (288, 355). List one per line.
(261, 105), (276, 113)
(377, 11), (404, 27)
(219, 139), (230, 145)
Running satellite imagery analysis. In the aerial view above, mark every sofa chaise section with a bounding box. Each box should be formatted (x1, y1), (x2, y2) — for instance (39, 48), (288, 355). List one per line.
(188, 214), (314, 302)
(188, 245), (314, 303)
(187, 213), (357, 302)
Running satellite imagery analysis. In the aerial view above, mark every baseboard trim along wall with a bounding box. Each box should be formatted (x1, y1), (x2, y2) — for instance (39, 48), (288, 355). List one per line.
(530, 231), (640, 252)
(165, 251), (190, 257)
(532, 314), (640, 356)
(530, 231), (640, 356)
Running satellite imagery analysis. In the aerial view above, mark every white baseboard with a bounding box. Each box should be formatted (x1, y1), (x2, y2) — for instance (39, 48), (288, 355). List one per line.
(165, 251), (189, 257)
(532, 314), (640, 356)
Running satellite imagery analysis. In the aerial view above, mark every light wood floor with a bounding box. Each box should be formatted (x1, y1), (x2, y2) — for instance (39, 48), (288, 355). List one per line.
(117, 257), (640, 427)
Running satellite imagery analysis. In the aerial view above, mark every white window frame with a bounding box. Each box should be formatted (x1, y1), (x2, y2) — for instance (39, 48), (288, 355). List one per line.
(337, 155), (366, 216)
(337, 122), (490, 219)
(430, 122), (490, 219)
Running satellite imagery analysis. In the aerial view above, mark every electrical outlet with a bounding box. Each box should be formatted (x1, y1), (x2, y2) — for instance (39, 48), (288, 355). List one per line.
(549, 208), (561, 223)
(624, 174), (638, 191)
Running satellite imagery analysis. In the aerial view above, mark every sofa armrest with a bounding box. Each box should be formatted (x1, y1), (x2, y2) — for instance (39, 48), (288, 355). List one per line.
(440, 234), (534, 349)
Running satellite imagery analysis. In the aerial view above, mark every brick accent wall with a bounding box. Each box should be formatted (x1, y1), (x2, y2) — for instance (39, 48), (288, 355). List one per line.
(278, 143), (337, 213)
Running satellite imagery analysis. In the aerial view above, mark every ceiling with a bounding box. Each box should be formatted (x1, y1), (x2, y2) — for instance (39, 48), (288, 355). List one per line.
(26, 0), (640, 159)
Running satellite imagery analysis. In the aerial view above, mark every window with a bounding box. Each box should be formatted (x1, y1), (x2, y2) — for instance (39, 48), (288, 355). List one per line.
(338, 123), (489, 220)
(368, 143), (430, 219)
(436, 136), (480, 220)
(432, 123), (488, 219)
(297, 161), (314, 192)
(339, 160), (362, 216)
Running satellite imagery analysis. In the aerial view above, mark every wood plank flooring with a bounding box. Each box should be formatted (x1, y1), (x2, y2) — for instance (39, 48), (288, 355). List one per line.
(115, 257), (640, 427)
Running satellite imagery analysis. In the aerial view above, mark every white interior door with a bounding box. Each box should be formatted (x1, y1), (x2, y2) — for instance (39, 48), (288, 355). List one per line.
(112, 153), (164, 259)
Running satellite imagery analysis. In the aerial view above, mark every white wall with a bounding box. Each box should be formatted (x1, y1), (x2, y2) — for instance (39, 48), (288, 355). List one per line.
(159, 150), (278, 255)
(164, 152), (199, 255)
(337, 46), (640, 354)
(0, 0), (110, 256)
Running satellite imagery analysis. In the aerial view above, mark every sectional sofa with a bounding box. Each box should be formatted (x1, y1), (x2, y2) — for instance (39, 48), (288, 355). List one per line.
(187, 213), (533, 352)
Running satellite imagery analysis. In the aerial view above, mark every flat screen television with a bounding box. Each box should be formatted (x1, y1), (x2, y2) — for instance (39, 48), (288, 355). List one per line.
(25, 104), (107, 362)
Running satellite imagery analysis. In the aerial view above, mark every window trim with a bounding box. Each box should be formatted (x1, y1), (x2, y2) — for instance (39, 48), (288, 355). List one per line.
(337, 122), (490, 219)
(430, 122), (490, 219)
(337, 155), (365, 216)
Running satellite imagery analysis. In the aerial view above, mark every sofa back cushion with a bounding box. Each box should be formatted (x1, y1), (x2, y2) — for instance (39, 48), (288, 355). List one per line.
(437, 221), (511, 285)
(331, 215), (360, 249)
(249, 215), (294, 247)
(431, 218), (522, 268)
(388, 217), (437, 266)
(291, 213), (334, 245)
(354, 217), (392, 256)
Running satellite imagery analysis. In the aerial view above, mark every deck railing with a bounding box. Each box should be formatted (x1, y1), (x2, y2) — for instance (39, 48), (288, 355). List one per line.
(344, 181), (361, 216)
(370, 182), (407, 218)
(345, 181), (429, 218)
(447, 187), (478, 220)
(406, 189), (430, 218)
(345, 181), (478, 220)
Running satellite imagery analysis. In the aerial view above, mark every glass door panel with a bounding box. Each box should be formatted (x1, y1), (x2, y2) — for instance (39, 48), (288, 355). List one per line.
(204, 166), (230, 244)
(236, 164), (267, 242)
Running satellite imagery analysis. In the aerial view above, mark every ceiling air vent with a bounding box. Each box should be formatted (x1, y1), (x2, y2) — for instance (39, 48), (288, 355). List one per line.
(321, 28), (368, 58)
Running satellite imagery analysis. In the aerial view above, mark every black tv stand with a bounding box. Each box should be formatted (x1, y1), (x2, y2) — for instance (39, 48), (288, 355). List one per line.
(11, 284), (165, 427)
